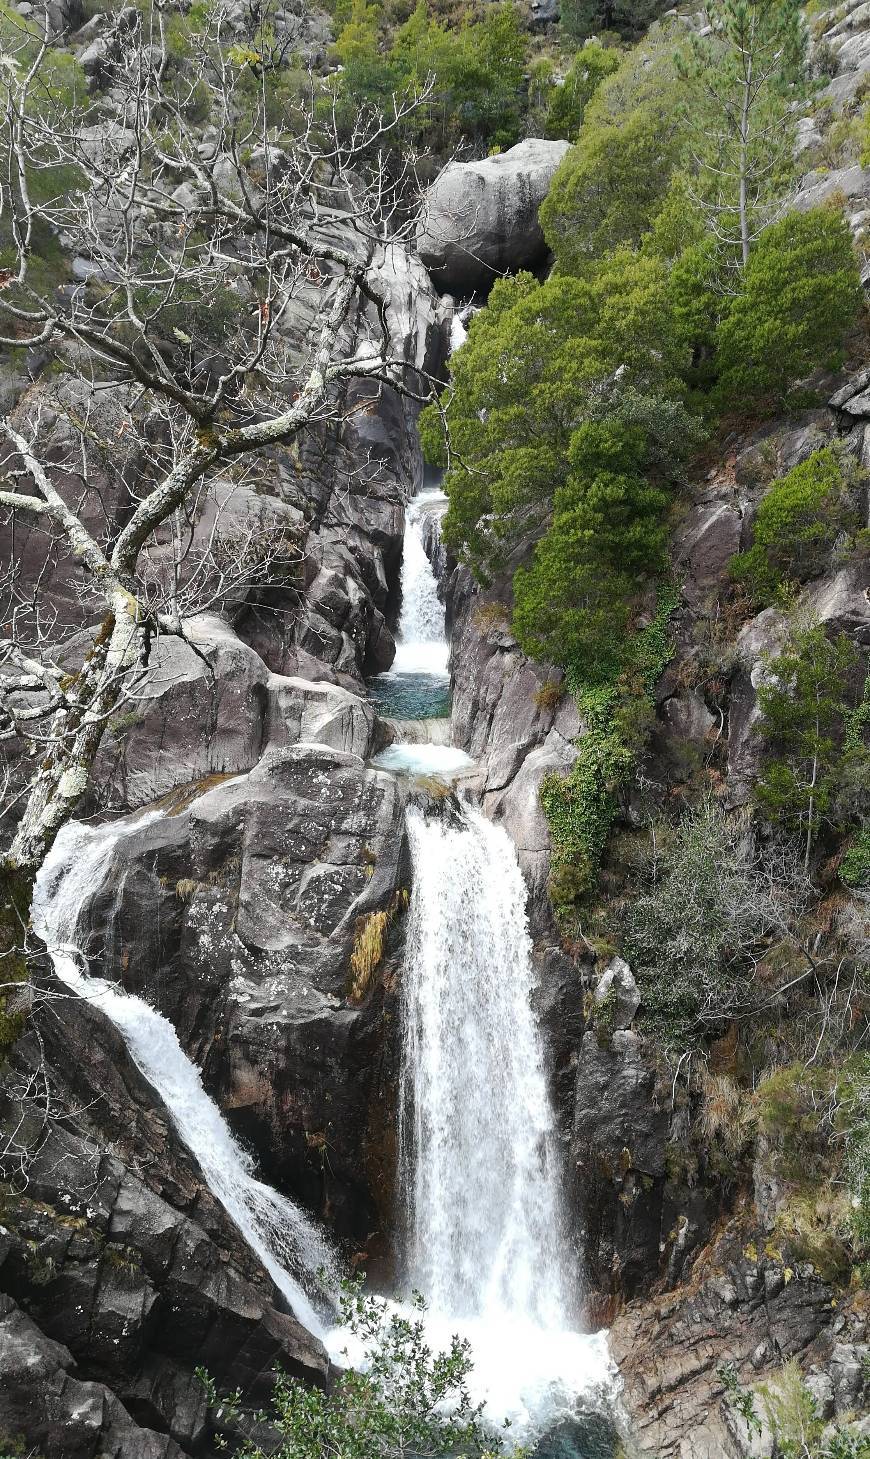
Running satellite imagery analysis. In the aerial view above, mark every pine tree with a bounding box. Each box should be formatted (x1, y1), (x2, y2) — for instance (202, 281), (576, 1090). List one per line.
(679, 0), (808, 268)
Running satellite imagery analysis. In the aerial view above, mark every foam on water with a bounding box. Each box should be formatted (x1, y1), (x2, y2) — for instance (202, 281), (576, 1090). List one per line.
(371, 742), (475, 777)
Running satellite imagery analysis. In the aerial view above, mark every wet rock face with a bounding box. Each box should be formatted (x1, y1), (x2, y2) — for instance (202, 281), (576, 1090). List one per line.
(81, 744), (410, 1246)
(570, 1030), (671, 1302)
(0, 979), (328, 1459)
(416, 139), (571, 294)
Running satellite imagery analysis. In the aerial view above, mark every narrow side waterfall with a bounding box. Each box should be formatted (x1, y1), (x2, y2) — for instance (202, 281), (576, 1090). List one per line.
(398, 804), (613, 1435)
(32, 817), (338, 1339)
(391, 487), (449, 678)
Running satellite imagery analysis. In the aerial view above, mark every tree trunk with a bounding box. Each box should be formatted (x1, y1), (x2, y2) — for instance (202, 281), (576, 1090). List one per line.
(739, 55), (753, 268)
(6, 594), (142, 874)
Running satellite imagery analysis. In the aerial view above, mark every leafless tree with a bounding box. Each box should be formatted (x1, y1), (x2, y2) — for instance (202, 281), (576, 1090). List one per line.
(0, 1), (436, 875)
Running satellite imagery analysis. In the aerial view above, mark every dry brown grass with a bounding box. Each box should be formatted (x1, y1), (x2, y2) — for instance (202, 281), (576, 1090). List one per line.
(347, 890), (409, 1003)
(472, 600), (508, 631)
(700, 1071), (754, 1157)
(533, 679), (563, 712)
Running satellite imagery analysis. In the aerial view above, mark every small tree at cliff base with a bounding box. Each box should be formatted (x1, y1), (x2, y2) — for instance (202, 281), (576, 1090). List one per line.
(198, 1280), (518, 1459)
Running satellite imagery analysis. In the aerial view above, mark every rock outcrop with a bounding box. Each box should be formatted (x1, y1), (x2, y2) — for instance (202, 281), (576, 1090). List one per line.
(78, 739), (411, 1247)
(0, 961), (328, 1459)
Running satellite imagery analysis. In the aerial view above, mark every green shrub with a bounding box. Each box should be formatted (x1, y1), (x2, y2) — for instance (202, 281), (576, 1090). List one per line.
(543, 42), (619, 140)
(840, 826), (870, 889)
(512, 419), (672, 679)
(541, 589), (677, 917)
(622, 797), (783, 1040)
(559, 0), (672, 43)
(730, 447), (866, 605)
(198, 1278), (519, 1459)
(334, 0), (529, 149)
(756, 627), (868, 863)
(541, 61), (687, 274)
(425, 252), (690, 581)
(714, 207), (863, 412)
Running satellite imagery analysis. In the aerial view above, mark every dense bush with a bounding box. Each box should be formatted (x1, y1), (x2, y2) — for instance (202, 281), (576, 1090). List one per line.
(332, 0), (529, 149)
(731, 447), (866, 605)
(714, 207), (863, 410)
(512, 421), (672, 677)
(423, 253), (690, 579)
(540, 41), (688, 274)
(756, 627), (869, 863)
(540, 591), (677, 914)
(621, 799), (791, 1039)
(543, 41), (619, 140)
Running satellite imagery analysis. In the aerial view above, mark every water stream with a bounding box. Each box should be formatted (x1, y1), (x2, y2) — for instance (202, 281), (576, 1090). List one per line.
(31, 815), (338, 1340)
(369, 485), (451, 723)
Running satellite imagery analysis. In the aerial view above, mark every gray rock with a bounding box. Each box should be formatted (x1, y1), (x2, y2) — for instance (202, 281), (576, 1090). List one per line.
(90, 616), (388, 812)
(0, 1294), (185, 1459)
(803, 562), (870, 647)
(417, 139), (570, 294)
(675, 501), (742, 607)
(594, 956), (641, 1029)
(79, 744), (411, 1243)
(727, 608), (790, 805)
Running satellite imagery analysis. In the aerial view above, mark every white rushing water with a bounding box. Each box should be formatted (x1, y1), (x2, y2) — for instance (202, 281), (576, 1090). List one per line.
(397, 804), (614, 1436)
(371, 743), (475, 777)
(390, 487), (449, 677)
(32, 816), (338, 1339)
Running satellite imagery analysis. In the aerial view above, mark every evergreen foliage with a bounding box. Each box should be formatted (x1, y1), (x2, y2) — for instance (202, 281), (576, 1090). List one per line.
(677, 0), (808, 267)
(543, 42), (619, 139)
(332, 0), (529, 149)
(540, 588), (678, 915)
(730, 447), (867, 605)
(424, 254), (691, 581)
(714, 208), (863, 409)
(756, 627), (870, 865)
(540, 42), (687, 274)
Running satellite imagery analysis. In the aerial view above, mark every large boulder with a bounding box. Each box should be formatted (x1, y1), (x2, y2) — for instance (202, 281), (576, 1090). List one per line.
(416, 139), (570, 295)
(90, 616), (388, 812)
(80, 745), (411, 1246)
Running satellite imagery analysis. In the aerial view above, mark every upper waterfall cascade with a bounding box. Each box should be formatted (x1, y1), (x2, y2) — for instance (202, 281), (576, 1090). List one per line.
(390, 487), (449, 678)
(397, 803), (614, 1434)
(32, 816), (338, 1339)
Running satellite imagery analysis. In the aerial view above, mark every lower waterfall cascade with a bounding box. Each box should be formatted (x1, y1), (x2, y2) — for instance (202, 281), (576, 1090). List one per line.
(391, 803), (615, 1438)
(31, 814), (339, 1341)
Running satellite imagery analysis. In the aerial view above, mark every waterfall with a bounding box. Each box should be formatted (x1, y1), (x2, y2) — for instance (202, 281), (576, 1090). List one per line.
(397, 803), (613, 1435)
(391, 488), (449, 677)
(401, 805), (568, 1323)
(32, 816), (338, 1340)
